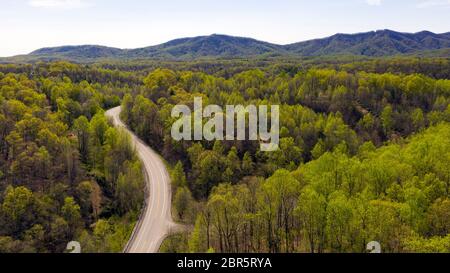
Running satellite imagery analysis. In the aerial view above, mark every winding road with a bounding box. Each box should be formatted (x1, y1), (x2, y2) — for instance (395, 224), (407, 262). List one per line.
(106, 106), (175, 253)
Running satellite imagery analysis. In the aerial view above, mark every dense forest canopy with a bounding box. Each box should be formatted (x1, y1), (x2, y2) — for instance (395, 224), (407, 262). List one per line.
(0, 56), (449, 253)
(0, 62), (144, 253)
(117, 58), (449, 253)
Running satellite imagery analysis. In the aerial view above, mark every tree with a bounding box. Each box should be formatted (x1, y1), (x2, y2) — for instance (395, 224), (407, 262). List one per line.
(381, 105), (394, 136)
(2, 186), (35, 234)
(207, 184), (248, 253)
(295, 187), (327, 253)
(326, 191), (353, 252)
(116, 161), (144, 215)
(412, 108), (425, 131)
(73, 116), (90, 164)
(323, 114), (358, 154)
(268, 137), (302, 169)
(24, 224), (45, 252)
(225, 147), (241, 182)
(90, 112), (108, 147)
(61, 197), (82, 236)
(89, 113), (109, 171)
(174, 187), (193, 221)
(171, 161), (187, 189)
(76, 181), (94, 218)
(130, 95), (163, 147)
(403, 234), (450, 253)
(188, 215), (208, 253)
(104, 128), (134, 190)
(367, 200), (408, 253)
(425, 198), (450, 237)
(48, 217), (70, 252)
(143, 69), (177, 100)
(258, 169), (300, 253)
(241, 152), (254, 175)
(194, 150), (226, 198)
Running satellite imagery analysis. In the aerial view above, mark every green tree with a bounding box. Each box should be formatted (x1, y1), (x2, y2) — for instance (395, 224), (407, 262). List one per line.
(295, 187), (327, 253)
(2, 186), (35, 234)
(171, 161), (187, 189)
(61, 197), (81, 236)
(116, 161), (144, 215)
(381, 105), (394, 136)
(258, 169), (300, 253)
(73, 116), (91, 164)
(326, 191), (353, 252)
(174, 187), (193, 221)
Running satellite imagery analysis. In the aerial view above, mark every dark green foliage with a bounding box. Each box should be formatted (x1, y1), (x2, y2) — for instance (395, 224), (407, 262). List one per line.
(3, 30), (450, 62)
(285, 30), (450, 57)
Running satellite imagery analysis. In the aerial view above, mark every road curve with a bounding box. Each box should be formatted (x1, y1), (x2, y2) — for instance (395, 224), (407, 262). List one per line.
(106, 106), (175, 253)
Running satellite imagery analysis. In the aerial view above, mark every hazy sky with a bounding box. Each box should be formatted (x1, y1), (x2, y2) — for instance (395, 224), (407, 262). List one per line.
(1, 0), (449, 57)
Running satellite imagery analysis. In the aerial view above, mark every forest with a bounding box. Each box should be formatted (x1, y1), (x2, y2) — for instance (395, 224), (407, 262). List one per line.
(0, 62), (144, 252)
(0, 57), (449, 252)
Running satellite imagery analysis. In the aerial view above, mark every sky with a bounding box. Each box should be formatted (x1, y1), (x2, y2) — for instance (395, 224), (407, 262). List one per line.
(1, 0), (449, 57)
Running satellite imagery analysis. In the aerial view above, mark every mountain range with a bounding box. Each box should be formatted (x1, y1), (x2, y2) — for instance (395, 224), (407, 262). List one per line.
(4, 29), (450, 62)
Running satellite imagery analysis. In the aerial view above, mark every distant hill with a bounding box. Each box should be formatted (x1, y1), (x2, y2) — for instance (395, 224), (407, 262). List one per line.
(3, 30), (450, 62)
(126, 34), (286, 59)
(284, 30), (450, 56)
(30, 45), (123, 59)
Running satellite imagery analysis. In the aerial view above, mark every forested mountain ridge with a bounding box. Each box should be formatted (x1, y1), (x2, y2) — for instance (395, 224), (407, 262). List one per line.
(125, 34), (286, 59)
(26, 34), (285, 61)
(4, 30), (450, 62)
(30, 45), (123, 59)
(285, 30), (450, 56)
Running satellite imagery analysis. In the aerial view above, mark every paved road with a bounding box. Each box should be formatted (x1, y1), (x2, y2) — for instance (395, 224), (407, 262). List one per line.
(106, 106), (175, 253)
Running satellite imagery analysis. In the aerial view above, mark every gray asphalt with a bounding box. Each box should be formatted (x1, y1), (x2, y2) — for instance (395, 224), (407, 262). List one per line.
(106, 106), (175, 253)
